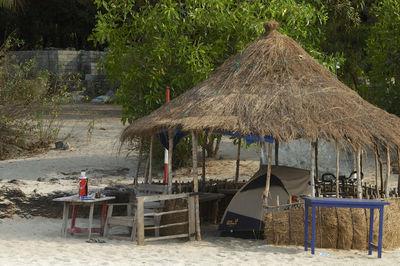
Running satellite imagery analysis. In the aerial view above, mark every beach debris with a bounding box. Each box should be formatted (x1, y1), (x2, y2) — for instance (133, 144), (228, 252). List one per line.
(55, 141), (70, 150)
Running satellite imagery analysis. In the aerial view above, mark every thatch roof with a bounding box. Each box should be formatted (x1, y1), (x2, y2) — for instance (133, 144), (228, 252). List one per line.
(121, 21), (400, 149)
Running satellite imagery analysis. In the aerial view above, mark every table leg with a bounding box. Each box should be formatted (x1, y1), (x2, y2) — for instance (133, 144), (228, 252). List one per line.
(378, 206), (384, 258)
(369, 208), (374, 255)
(71, 205), (78, 230)
(62, 202), (70, 237)
(311, 206), (316, 255)
(88, 203), (94, 240)
(100, 201), (108, 236)
(304, 202), (309, 251)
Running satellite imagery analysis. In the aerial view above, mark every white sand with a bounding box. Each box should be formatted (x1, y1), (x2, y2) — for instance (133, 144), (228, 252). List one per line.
(0, 216), (399, 266)
(1, 103), (400, 265)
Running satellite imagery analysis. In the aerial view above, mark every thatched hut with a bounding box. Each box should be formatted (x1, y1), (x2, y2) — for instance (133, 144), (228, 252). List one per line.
(121, 21), (400, 239)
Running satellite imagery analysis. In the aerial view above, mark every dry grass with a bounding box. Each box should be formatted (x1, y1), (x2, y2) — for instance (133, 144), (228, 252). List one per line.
(121, 21), (400, 152)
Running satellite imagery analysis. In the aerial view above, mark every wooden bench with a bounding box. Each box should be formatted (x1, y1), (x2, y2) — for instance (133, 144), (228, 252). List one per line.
(104, 184), (168, 240)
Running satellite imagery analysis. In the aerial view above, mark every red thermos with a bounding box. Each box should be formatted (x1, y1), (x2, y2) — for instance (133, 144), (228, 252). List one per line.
(79, 171), (88, 197)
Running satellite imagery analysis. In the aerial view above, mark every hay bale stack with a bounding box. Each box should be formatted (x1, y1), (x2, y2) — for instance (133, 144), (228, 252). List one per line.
(272, 210), (290, 245)
(351, 208), (368, 249)
(160, 199), (188, 236)
(383, 199), (400, 249)
(336, 208), (353, 249)
(289, 207), (304, 245)
(264, 212), (274, 244)
(320, 207), (338, 248)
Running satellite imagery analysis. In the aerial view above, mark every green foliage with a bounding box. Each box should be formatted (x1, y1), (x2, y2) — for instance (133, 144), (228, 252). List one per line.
(365, 0), (400, 115)
(0, 37), (82, 158)
(90, 0), (331, 123)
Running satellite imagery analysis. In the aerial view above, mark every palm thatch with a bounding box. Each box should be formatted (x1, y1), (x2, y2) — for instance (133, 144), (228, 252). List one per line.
(121, 21), (400, 149)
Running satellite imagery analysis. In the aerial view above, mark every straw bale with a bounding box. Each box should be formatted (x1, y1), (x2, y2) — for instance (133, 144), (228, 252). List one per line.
(160, 199), (188, 236)
(264, 212), (274, 244)
(288, 206), (305, 246)
(319, 207), (338, 248)
(382, 199), (400, 249)
(351, 208), (367, 249)
(336, 208), (353, 249)
(272, 210), (290, 245)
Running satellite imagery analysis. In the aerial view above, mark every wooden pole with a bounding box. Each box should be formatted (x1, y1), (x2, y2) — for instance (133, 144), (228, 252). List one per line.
(167, 129), (174, 194)
(356, 147), (362, 199)
(263, 142), (273, 207)
(397, 147), (400, 196)
(310, 141), (316, 197)
(148, 136), (153, 184)
(235, 138), (241, 183)
(385, 145), (391, 198)
(375, 149), (379, 198)
(202, 133), (207, 191)
(191, 131), (201, 240)
(315, 139), (319, 181)
(335, 141), (340, 198)
(135, 137), (143, 185)
(275, 140), (279, 166)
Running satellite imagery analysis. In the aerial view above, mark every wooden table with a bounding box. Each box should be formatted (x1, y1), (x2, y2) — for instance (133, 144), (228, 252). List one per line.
(302, 196), (390, 258)
(53, 195), (115, 239)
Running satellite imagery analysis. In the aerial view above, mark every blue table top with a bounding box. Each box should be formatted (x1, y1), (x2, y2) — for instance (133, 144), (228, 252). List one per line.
(301, 196), (390, 207)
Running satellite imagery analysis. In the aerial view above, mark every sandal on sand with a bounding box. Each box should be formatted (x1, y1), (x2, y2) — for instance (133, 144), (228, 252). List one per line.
(86, 238), (106, 243)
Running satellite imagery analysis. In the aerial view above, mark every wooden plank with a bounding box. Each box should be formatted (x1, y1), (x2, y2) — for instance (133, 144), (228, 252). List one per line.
(145, 233), (189, 242)
(137, 184), (168, 193)
(145, 221), (189, 230)
(188, 196), (195, 241)
(143, 209), (188, 217)
(263, 142), (273, 207)
(140, 193), (190, 202)
(137, 198), (145, 245)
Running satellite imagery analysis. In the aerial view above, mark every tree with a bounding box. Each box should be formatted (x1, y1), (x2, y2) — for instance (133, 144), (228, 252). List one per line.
(90, 0), (330, 123)
(365, 0), (400, 115)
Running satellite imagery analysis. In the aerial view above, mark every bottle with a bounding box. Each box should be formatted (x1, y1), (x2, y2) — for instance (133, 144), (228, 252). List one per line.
(79, 171), (88, 197)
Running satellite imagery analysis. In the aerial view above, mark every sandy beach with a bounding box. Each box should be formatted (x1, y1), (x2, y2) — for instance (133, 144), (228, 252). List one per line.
(1, 103), (400, 265)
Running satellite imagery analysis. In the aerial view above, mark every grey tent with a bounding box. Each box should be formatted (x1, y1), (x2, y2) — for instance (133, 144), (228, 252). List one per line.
(219, 165), (310, 238)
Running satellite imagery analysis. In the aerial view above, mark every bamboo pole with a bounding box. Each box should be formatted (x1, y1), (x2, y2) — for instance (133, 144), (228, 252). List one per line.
(191, 131), (201, 240)
(356, 147), (362, 199)
(397, 147), (400, 196)
(315, 139), (319, 181)
(375, 149), (379, 198)
(135, 137), (143, 186)
(202, 133), (207, 191)
(235, 138), (241, 183)
(377, 146), (384, 195)
(385, 145), (391, 198)
(335, 141), (340, 198)
(167, 130), (174, 194)
(275, 140), (279, 166)
(263, 142), (273, 207)
(310, 141), (316, 197)
(148, 136), (153, 184)
(260, 139), (266, 165)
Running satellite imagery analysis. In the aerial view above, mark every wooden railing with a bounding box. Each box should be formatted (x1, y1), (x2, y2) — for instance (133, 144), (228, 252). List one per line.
(136, 193), (195, 245)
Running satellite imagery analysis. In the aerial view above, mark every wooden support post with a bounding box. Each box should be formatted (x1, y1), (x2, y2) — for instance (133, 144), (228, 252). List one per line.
(148, 136), (153, 184)
(275, 140), (279, 166)
(375, 149), (379, 198)
(135, 137), (143, 185)
(188, 196), (195, 241)
(137, 197), (145, 245)
(310, 141), (316, 197)
(315, 139), (319, 181)
(357, 147), (362, 199)
(191, 131), (201, 241)
(336, 141), (340, 198)
(385, 145), (391, 198)
(235, 138), (241, 183)
(202, 133), (207, 191)
(263, 142), (273, 207)
(168, 130), (174, 194)
(143, 158), (149, 184)
(397, 147), (400, 196)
